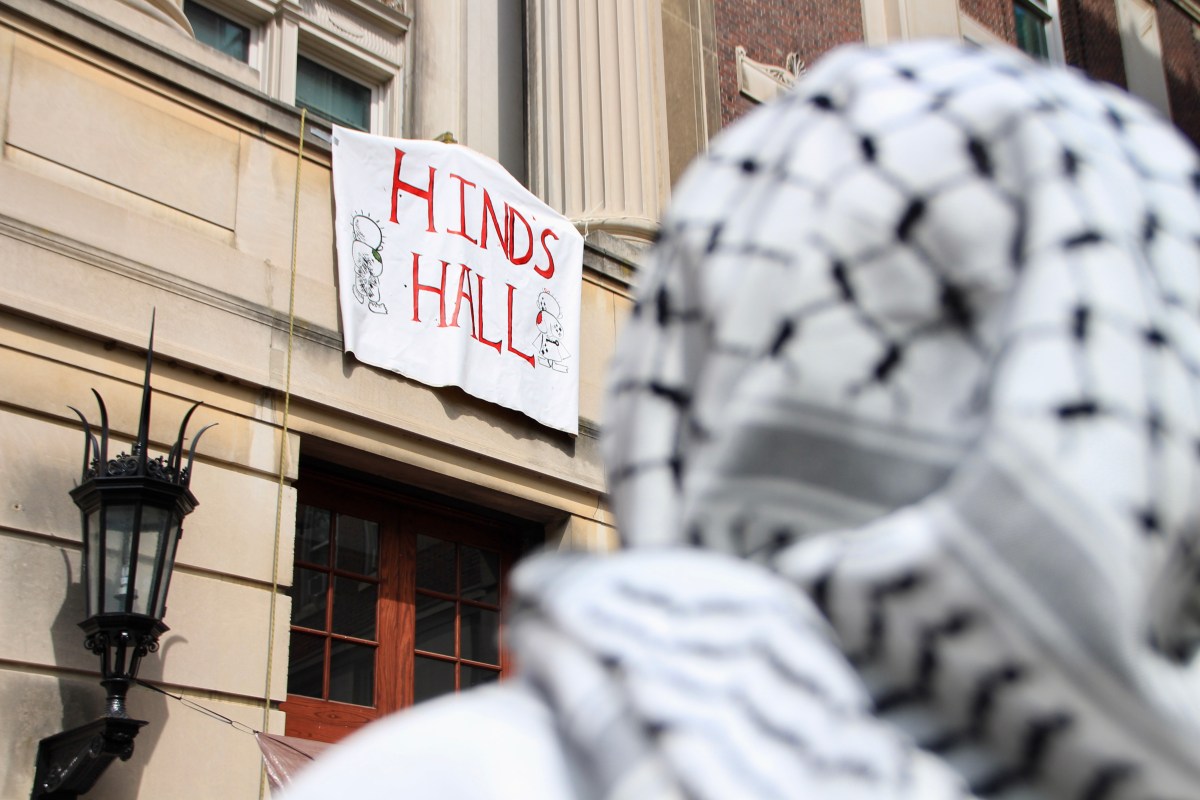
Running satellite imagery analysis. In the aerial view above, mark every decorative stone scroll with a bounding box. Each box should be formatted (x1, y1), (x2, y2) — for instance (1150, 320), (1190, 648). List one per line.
(735, 46), (806, 104)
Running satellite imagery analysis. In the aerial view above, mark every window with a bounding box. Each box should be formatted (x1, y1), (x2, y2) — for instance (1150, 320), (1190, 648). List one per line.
(176, 0), (407, 135)
(295, 55), (372, 131)
(281, 470), (530, 744)
(1014, 0), (1052, 60)
(183, 0), (250, 63)
(412, 534), (505, 697)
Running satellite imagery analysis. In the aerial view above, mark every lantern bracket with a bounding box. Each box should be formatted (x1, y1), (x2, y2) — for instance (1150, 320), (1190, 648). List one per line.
(30, 716), (148, 799)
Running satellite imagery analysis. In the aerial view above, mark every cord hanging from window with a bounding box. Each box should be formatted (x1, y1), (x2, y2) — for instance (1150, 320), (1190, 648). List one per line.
(260, 106), (307, 800)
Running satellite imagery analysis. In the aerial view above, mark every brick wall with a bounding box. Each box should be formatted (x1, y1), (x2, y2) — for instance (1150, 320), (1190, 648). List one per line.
(713, 0), (864, 126)
(1159, 1), (1200, 145)
(1059, 0), (1128, 86)
(961, 0), (1018, 40)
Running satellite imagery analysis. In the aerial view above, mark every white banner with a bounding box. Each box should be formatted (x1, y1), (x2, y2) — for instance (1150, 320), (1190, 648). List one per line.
(332, 127), (583, 434)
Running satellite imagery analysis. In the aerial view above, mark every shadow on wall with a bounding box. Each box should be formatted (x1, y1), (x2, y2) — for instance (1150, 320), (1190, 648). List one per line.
(34, 548), (168, 799)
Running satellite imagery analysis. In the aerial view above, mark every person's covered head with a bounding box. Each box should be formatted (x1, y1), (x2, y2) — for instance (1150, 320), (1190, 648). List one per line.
(602, 39), (1200, 782)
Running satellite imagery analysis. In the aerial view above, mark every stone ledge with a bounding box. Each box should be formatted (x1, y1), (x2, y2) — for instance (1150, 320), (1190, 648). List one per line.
(4, 0), (313, 150)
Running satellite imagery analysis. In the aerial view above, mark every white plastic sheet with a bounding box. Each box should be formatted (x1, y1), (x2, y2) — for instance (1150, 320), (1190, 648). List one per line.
(255, 732), (330, 793)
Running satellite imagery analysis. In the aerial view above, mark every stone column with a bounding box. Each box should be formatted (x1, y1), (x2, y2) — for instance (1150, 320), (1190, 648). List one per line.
(529, 0), (671, 243)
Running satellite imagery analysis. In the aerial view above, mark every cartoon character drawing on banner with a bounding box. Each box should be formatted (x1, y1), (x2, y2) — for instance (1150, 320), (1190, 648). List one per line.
(350, 213), (388, 314)
(534, 290), (569, 373)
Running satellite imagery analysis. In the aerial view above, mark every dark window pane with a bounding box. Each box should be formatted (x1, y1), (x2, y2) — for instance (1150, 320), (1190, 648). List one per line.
(332, 577), (377, 640)
(329, 640), (375, 706)
(287, 631), (325, 699)
(415, 595), (456, 656)
(460, 605), (500, 665)
(296, 505), (331, 566)
(413, 656), (455, 704)
(416, 535), (456, 594)
(296, 56), (370, 131)
(292, 568), (328, 631)
(335, 514), (379, 577)
(184, 1), (250, 62)
(460, 546), (499, 604)
(462, 665), (500, 690)
(1014, 1), (1050, 60)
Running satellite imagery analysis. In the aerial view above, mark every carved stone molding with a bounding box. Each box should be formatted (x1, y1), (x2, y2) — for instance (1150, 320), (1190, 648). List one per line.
(299, 0), (405, 61)
(117, 0), (193, 33)
(735, 46), (805, 104)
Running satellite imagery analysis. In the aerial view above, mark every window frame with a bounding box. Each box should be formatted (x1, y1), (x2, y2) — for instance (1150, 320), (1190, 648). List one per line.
(280, 472), (525, 744)
(282, 19), (403, 135)
(176, 0), (407, 135)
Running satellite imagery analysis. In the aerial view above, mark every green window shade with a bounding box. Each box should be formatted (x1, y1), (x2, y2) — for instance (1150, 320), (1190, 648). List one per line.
(183, 1), (250, 63)
(296, 56), (372, 131)
(1014, 1), (1051, 61)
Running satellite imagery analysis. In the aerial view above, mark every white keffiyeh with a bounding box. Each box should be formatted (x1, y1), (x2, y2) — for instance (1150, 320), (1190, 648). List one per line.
(285, 41), (1200, 800)
(516, 41), (1200, 800)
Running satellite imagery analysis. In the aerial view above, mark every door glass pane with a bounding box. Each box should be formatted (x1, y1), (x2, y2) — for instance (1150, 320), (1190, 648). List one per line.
(296, 505), (331, 566)
(462, 665), (500, 690)
(329, 640), (375, 706)
(413, 656), (455, 704)
(332, 577), (377, 640)
(460, 605), (500, 665)
(460, 546), (500, 604)
(292, 568), (328, 631)
(336, 515), (379, 577)
(414, 595), (455, 655)
(288, 631), (325, 699)
(416, 535), (456, 594)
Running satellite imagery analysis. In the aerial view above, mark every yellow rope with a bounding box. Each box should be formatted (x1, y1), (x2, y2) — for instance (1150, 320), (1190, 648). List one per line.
(260, 107), (307, 799)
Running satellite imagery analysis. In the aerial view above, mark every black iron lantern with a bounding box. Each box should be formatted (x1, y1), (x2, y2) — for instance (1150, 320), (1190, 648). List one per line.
(32, 320), (214, 799)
